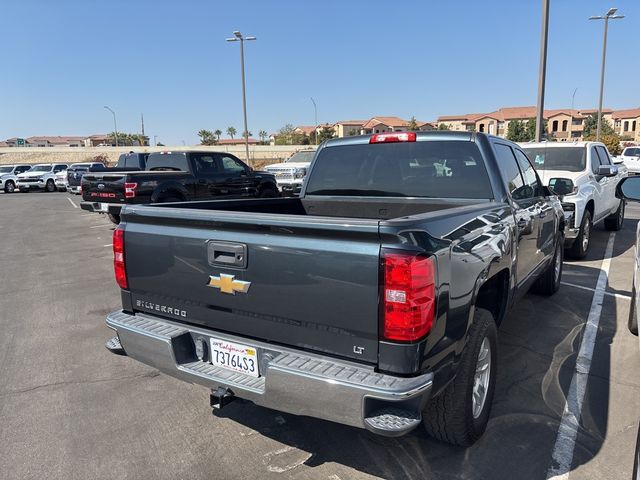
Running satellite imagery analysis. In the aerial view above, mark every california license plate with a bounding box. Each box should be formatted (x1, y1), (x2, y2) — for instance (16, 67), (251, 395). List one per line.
(209, 338), (259, 377)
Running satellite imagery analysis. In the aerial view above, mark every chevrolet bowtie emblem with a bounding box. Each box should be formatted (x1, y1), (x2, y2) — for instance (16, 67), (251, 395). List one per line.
(207, 274), (251, 295)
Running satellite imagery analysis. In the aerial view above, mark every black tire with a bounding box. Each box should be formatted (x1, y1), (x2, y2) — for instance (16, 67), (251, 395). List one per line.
(629, 284), (638, 336)
(107, 213), (120, 225)
(568, 210), (592, 260)
(423, 308), (497, 446)
(258, 186), (278, 198)
(45, 179), (56, 192)
(4, 180), (15, 193)
(532, 235), (564, 296)
(604, 200), (625, 231)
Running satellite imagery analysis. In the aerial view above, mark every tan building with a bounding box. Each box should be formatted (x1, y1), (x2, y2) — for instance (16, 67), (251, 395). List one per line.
(612, 108), (640, 141)
(360, 116), (410, 135)
(334, 120), (366, 137)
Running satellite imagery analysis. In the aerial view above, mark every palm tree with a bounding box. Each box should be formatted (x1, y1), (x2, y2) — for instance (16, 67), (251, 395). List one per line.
(259, 130), (268, 144)
(214, 129), (222, 141)
(226, 127), (236, 139)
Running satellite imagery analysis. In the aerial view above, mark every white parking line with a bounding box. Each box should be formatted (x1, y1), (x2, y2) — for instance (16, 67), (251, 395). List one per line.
(67, 198), (78, 209)
(89, 224), (110, 229)
(103, 244), (112, 247)
(560, 281), (631, 300)
(547, 233), (616, 479)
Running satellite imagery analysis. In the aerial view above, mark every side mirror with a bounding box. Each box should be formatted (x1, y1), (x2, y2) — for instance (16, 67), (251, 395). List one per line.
(616, 176), (640, 201)
(598, 165), (618, 177)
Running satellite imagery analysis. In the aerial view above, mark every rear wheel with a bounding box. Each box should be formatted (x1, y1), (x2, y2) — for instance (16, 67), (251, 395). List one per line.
(604, 200), (625, 231)
(422, 308), (497, 446)
(568, 210), (592, 260)
(107, 213), (120, 224)
(45, 179), (56, 192)
(532, 236), (564, 295)
(4, 181), (15, 193)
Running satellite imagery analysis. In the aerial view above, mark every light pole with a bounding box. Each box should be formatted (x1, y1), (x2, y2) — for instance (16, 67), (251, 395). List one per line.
(226, 31), (256, 162)
(534, 0), (550, 142)
(154, 135), (158, 146)
(104, 106), (119, 147)
(589, 7), (624, 141)
(569, 87), (578, 140)
(311, 97), (318, 145)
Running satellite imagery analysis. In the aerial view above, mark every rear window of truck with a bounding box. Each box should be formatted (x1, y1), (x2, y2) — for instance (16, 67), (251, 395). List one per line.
(305, 140), (493, 199)
(146, 153), (189, 171)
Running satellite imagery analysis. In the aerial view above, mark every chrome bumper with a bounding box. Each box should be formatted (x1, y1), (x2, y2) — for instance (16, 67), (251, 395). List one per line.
(106, 310), (433, 436)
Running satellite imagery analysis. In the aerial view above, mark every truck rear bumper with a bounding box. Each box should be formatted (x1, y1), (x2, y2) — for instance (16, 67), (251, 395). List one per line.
(106, 310), (433, 437)
(80, 201), (122, 215)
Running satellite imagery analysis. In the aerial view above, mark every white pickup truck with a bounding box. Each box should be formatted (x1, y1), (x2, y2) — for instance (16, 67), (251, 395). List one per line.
(17, 163), (69, 192)
(618, 146), (640, 174)
(0, 164), (32, 193)
(264, 150), (315, 195)
(521, 141), (627, 259)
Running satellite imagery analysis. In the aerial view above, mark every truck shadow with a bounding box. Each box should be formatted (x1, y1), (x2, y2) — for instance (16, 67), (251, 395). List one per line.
(214, 258), (622, 479)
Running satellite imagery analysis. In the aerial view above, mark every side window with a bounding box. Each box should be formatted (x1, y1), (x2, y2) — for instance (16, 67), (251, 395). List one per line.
(591, 147), (602, 174)
(514, 149), (542, 197)
(192, 154), (220, 174)
(53, 164), (67, 173)
(596, 146), (611, 165)
(220, 156), (247, 175)
(493, 143), (525, 198)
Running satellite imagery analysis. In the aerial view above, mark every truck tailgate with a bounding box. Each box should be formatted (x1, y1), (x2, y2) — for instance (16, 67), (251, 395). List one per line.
(123, 207), (382, 363)
(82, 172), (127, 202)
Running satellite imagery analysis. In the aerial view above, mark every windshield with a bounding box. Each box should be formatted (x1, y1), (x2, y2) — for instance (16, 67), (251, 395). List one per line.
(522, 147), (586, 172)
(286, 151), (315, 163)
(0, 166), (13, 173)
(29, 165), (53, 172)
(305, 140), (493, 199)
(624, 147), (640, 157)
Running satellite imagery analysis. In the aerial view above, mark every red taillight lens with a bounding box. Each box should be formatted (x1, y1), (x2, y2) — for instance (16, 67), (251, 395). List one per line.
(124, 182), (138, 198)
(113, 226), (128, 289)
(382, 251), (435, 341)
(370, 132), (416, 144)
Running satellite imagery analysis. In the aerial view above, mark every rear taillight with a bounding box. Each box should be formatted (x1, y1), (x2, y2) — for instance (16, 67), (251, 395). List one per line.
(382, 250), (435, 342)
(124, 182), (138, 198)
(113, 226), (128, 289)
(370, 132), (416, 144)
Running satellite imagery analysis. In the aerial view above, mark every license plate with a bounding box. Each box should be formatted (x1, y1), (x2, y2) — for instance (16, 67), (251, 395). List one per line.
(97, 203), (109, 212)
(209, 338), (259, 377)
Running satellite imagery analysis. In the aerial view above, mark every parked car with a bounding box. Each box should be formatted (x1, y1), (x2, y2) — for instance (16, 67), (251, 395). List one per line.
(54, 169), (69, 192)
(65, 162), (107, 194)
(521, 141), (627, 259)
(102, 132), (565, 447)
(264, 150), (316, 195)
(80, 151), (279, 224)
(16, 163), (68, 192)
(613, 175), (640, 480)
(0, 164), (32, 193)
(618, 146), (640, 175)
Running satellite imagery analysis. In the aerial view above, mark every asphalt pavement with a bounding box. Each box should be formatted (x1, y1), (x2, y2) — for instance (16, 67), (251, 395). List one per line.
(0, 191), (638, 480)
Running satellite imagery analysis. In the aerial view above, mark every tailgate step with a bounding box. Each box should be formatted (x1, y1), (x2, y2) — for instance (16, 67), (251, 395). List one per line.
(364, 408), (422, 436)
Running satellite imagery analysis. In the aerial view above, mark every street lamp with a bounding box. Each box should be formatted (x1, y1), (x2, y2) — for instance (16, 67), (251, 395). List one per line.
(104, 106), (119, 147)
(311, 97), (318, 145)
(569, 87), (578, 140)
(589, 7), (624, 141)
(226, 31), (256, 162)
(534, 0), (550, 142)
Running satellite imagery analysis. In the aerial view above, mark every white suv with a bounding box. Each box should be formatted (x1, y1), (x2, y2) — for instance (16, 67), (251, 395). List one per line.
(17, 163), (68, 192)
(521, 141), (627, 259)
(619, 146), (640, 174)
(264, 150), (316, 195)
(0, 164), (32, 193)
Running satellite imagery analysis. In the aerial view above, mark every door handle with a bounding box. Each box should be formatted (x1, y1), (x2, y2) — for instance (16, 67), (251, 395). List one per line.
(207, 241), (247, 269)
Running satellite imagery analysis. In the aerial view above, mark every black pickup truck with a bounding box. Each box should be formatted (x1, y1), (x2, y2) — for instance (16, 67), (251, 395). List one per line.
(103, 132), (565, 446)
(80, 151), (279, 223)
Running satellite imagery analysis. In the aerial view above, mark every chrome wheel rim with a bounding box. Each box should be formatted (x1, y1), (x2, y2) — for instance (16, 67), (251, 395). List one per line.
(582, 220), (590, 251)
(6, 182), (14, 193)
(472, 337), (491, 419)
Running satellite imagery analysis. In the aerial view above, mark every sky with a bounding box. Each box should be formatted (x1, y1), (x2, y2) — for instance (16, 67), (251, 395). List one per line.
(0, 0), (638, 145)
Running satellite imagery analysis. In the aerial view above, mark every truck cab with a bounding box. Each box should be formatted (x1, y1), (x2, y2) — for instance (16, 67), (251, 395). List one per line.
(521, 141), (626, 258)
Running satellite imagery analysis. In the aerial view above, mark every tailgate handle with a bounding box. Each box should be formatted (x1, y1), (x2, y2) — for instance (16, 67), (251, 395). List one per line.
(207, 241), (247, 269)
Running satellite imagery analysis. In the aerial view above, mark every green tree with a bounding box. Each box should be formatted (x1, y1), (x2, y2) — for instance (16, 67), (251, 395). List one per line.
(407, 116), (419, 131)
(506, 120), (527, 142)
(584, 133), (622, 155)
(258, 130), (268, 144)
(197, 129), (216, 145)
(107, 132), (149, 146)
(214, 129), (222, 141)
(317, 126), (335, 143)
(582, 113), (615, 138)
(437, 123), (451, 131)
(275, 124), (296, 145)
(226, 126), (237, 139)
(524, 118), (548, 141)
(347, 128), (360, 136)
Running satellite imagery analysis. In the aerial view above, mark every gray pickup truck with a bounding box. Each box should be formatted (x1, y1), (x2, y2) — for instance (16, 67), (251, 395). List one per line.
(104, 131), (565, 446)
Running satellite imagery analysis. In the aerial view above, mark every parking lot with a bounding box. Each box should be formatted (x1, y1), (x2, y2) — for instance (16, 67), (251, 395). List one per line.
(0, 190), (638, 480)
